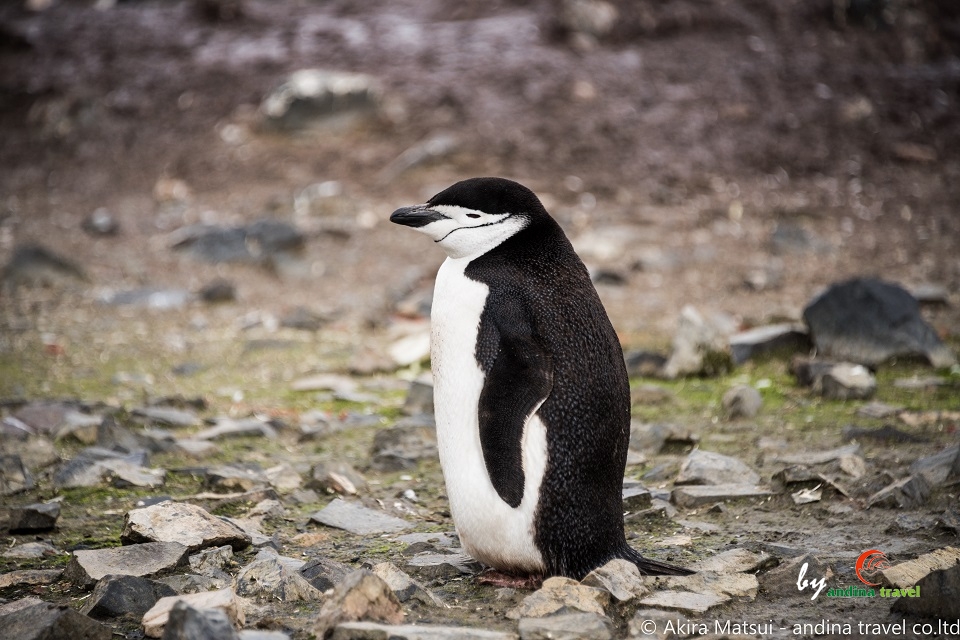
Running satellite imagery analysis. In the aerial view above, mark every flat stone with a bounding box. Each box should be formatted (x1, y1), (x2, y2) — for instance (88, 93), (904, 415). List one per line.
(100, 459), (167, 488)
(662, 305), (734, 378)
(64, 542), (190, 588)
(692, 548), (771, 573)
(234, 551), (323, 602)
(622, 484), (652, 510)
(405, 552), (481, 581)
(721, 385), (763, 419)
(880, 547), (960, 589)
(820, 363), (876, 400)
(132, 407), (201, 428)
(774, 443), (861, 466)
(260, 69), (382, 131)
(80, 574), (177, 619)
(189, 545), (233, 577)
(728, 323), (810, 364)
(331, 622), (516, 640)
(856, 401), (905, 419)
(629, 422), (699, 454)
(656, 571), (759, 599)
(142, 587), (244, 639)
(629, 608), (693, 639)
(671, 484), (773, 508)
(637, 589), (728, 614)
(0, 601), (112, 640)
(402, 376), (434, 416)
(518, 612), (612, 640)
(159, 601), (240, 640)
(909, 445), (960, 488)
(0, 569), (63, 589)
(507, 576), (610, 620)
(307, 461), (367, 496)
(300, 556), (353, 592)
(312, 569), (404, 639)
(206, 465), (268, 492)
(53, 447), (150, 489)
(193, 418), (277, 441)
(891, 558), (960, 619)
(623, 350), (667, 378)
(155, 573), (228, 595)
(8, 502), (60, 532)
(264, 463), (302, 492)
(0, 597), (45, 617)
(759, 554), (833, 599)
(2, 541), (60, 559)
(369, 562), (445, 606)
(841, 424), (924, 444)
(802, 277), (957, 367)
(867, 474), (931, 509)
(675, 449), (760, 486)
(581, 559), (649, 601)
(0, 454), (35, 495)
(121, 501), (252, 552)
(310, 498), (411, 535)
(0, 434), (60, 471)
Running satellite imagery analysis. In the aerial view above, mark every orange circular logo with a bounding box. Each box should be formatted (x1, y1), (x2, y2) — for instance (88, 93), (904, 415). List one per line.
(855, 549), (890, 586)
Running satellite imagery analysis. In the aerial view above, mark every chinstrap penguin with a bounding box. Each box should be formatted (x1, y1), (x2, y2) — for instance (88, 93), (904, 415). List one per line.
(390, 177), (692, 580)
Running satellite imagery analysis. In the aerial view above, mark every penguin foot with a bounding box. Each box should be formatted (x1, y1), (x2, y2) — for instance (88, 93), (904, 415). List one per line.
(476, 569), (543, 590)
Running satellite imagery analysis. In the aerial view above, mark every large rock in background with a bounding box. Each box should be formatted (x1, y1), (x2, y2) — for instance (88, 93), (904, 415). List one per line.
(803, 278), (956, 368)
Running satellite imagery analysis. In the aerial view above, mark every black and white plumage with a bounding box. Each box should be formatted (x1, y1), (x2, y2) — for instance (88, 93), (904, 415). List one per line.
(390, 177), (691, 580)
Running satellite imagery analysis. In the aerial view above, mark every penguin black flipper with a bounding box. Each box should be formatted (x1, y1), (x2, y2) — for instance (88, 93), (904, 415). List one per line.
(475, 293), (553, 509)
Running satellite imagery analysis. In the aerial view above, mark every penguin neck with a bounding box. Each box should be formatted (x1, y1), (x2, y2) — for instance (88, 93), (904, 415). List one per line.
(436, 215), (529, 260)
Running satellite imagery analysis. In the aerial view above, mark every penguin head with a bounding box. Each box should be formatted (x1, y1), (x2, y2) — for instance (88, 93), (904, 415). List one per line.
(390, 177), (547, 259)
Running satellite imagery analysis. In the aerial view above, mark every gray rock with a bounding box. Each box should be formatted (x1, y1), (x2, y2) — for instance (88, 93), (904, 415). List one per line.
(721, 385), (762, 419)
(238, 632), (291, 640)
(581, 559), (649, 601)
(759, 553), (833, 598)
(280, 306), (328, 331)
(892, 559), (960, 619)
(300, 556), (353, 592)
(623, 351), (668, 378)
(310, 498), (411, 535)
(637, 589), (727, 614)
(405, 552), (481, 581)
(206, 465), (268, 492)
(307, 461), (367, 496)
(656, 571), (759, 600)
(518, 612), (612, 640)
(312, 570), (404, 639)
(691, 548), (771, 573)
(189, 545), (234, 578)
(0, 454), (35, 495)
(0, 601), (111, 640)
(54, 447), (151, 489)
(909, 444), (960, 488)
(1, 244), (86, 289)
(820, 363), (877, 400)
(121, 501), (252, 552)
(506, 576), (610, 619)
(160, 601), (239, 640)
(728, 323), (811, 364)
(803, 277), (957, 368)
(676, 449), (760, 486)
(142, 588), (244, 639)
(7, 502), (60, 532)
(133, 407), (201, 428)
(867, 474), (931, 508)
(0, 597), (44, 617)
(260, 69), (382, 132)
(402, 376), (434, 416)
(330, 622), (515, 640)
(880, 547), (960, 589)
(194, 417), (277, 441)
(64, 542), (190, 588)
(629, 422), (699, 454)
(662, 306), (734, 378)
(671, 484), (773, 508)
(2, 541), (59, 559)
(0, 569), (63, 589)
(629, 608), (693, 639)
(198, 279), (236, 303)
(155, 573), (229, 594)
(855, 401), (905, 419)
(622, 484), (652, 510)
(774, 443), (861, 466)
(234, 549), (323, 602)
(80, 574), (177, 620)
(0, 434), (60, 470)
(368, 562), (445, 606)
(369, 422), (438, 471)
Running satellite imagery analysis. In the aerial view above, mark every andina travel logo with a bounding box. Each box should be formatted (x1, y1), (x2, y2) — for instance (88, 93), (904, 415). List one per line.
(798, 549), (922, 600)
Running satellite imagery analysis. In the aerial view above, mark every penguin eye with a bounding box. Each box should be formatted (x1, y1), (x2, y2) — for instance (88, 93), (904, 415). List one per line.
(465, 213), (481, 219)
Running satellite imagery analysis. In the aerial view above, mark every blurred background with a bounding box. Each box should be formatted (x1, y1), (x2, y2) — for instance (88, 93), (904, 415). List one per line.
(1, 0), (958, 402)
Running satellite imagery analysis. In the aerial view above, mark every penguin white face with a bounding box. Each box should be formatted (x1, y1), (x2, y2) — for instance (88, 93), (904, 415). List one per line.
(390, 177), (549, 260)
(390, 203), (528, 260)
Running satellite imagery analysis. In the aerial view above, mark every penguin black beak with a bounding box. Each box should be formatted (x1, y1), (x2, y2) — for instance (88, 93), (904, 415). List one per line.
(389, 205), (449, 228)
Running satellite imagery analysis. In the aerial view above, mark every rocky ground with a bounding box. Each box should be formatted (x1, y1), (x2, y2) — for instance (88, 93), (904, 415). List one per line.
(2, 0), (960, 638)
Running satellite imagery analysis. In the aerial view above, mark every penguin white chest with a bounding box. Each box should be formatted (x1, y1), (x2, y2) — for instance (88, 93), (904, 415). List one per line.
(430, 256), (547, 574)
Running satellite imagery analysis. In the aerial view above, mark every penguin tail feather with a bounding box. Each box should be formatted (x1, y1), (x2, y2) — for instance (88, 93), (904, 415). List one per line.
(620, 546), (695, 576)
